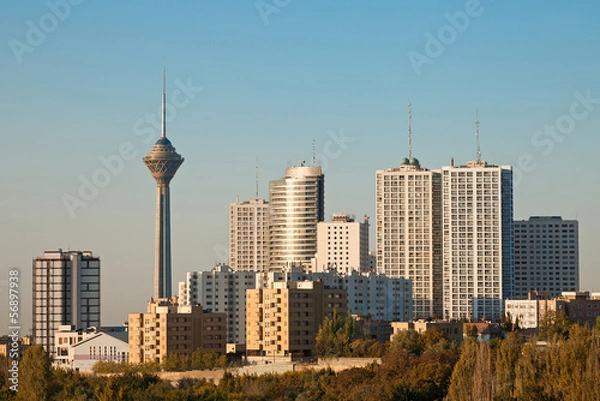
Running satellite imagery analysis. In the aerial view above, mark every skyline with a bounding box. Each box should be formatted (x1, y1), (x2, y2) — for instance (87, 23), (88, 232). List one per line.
(1, 1), (599, 332)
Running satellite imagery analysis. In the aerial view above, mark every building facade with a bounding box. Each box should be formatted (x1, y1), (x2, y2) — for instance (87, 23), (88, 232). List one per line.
(246, 281), (346, 358)
(178, 264), (256, 346)
(391, 321), (464, 345)
(262, 267), (413, 322)
(32, 250), (100, 356)
(128, 299), (226, 364)
(269, 164), (324, 270)
(441, 161), (513, 321)
(513, 216), (579, 299)
(376, 159), (443, 320)
(314, 213), (370, 274)
(229, 198), (269, 272)
(54, 325), (128, 372)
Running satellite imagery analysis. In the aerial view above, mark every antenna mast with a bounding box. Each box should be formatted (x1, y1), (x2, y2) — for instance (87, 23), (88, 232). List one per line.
(255, 157), (259, 198)
(475, 110), (481, 162)
(408, 103), (413, 160)
(161, 62), (166, 139)
(312, 138), (316, 165)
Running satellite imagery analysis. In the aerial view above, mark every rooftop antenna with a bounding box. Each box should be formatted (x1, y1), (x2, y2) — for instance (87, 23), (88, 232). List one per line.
(407, 102), (413, 160)
(475, 109), (481, 162)
(255, 157), (259, 198)
(312, 138), (316, 166)
(161, 61), (166, 139)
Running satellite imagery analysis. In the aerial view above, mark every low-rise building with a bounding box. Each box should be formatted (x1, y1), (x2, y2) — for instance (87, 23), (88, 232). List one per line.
(505, 291), (600, 329)
(391, 321), (464, 345)
(54, 325), (128, 372)
(128, 298), (226, 364)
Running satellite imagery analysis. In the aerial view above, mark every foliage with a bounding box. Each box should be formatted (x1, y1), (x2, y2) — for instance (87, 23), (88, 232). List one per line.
(15, 345), (52, 401)
(538, 310), (574, 341)
(314, 309), (361, 357)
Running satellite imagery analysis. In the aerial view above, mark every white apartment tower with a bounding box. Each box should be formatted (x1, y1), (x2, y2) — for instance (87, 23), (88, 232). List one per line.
(513, 216), (579, 299)
(179, 264), (256, 346)
(442, 159), (514, 322)
(32, 249), (101, 356)
(269, 163), (324, 270)
(376, 105), (443, 319)
(315, 213), (370, 274)
(229, 198), (269, 272)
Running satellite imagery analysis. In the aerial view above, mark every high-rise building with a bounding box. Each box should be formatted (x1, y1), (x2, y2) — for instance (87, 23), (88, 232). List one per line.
(375, 105), (443, 319)
(246, 280), (346, 358)
(314, 214), (370, 274)
(269, 164), (324, 270)
(441, 159), (513, 321)
(128, 299), (226, 364)
(143, 68), (184, 299)
(32, 249), (100, 356)
(229, 198), (269, 272)
(513, 216), (579, 299)
(178, 264), (256, 346)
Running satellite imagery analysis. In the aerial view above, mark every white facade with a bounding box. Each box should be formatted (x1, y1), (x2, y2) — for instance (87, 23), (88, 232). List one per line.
(229, 198), (269, 272)
(269, 165), (324, 270)
(315, 214), (369, 274)
(179, 264), (256, 345)
(376, 161), (443, 319)
(442, 161), (513, 321)
(32, 250), (101, 356)
(513, 216), (579, 299)
(54, 325), (128, 372)
(504, 300), (538, 329)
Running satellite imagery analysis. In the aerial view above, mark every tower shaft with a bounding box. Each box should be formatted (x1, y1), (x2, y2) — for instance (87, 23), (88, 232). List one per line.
(154, 182), (172, 299)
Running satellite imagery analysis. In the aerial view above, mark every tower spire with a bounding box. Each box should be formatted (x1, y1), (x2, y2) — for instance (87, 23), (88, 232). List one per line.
(407, 102), (413, 160)
(475, 109), (481, 162)
(312, 137), (316, 166)
(161, 63), (166, 139)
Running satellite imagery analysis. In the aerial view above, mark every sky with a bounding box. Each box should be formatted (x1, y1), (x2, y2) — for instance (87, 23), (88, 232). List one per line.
(1, 0), (599, 334)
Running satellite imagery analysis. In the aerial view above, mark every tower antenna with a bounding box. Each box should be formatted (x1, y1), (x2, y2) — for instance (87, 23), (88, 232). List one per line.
(475, 109), (481, 162)
(312, 138), (316, 166)
(255, 157), (259, 198)
(408, 102), (413, 160)
(161, 61), (166, 139)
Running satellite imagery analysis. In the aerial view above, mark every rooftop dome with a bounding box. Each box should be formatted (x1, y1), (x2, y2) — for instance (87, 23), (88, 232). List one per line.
(155, 137), (172, 147)
(401, 157), (410, 165)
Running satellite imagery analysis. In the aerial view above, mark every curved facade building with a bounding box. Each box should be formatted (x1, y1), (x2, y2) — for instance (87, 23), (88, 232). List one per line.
(269, 165), (324, 270)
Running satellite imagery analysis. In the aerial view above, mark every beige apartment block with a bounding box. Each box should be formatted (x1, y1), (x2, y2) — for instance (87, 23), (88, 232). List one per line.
(246, 281), (346, 358)
(128, 299), (226, 364)
(229, 198), (269, 272)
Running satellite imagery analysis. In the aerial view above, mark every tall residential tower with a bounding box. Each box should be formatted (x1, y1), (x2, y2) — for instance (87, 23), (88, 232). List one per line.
(32, 250), (100, 356)
(376, 104), (443, 319)
(143, 68), (184, 299)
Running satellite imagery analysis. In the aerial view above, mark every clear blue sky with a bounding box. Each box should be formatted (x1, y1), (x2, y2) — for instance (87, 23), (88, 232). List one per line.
(1, 0), (599, 332)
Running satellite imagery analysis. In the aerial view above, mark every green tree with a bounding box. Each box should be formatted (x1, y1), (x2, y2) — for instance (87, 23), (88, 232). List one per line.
(493, 331), (522, 401)
(389, 329), (422, 355)
(16, 345), (52, 401)
(314, 309), (360, 357)
(513, 337), (544, 401)
(538, 310), (573, 341)
(447, 338), (478, 401)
